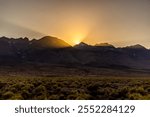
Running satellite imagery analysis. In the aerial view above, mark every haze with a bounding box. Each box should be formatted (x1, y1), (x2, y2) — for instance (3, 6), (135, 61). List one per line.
(0, 0), (150, 47)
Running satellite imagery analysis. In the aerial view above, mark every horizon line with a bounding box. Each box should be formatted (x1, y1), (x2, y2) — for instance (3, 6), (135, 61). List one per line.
(0, 35), (149, 49)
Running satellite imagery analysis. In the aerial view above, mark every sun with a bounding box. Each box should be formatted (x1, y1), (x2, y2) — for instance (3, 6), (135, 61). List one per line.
(74, 40), (81, 45)
(72, 35), (84, 45)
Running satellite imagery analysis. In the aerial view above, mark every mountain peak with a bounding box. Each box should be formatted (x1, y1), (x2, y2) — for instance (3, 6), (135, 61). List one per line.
(77, 42), (89, 46)
(40, 36), (57, 40)
(95, 43), (115, 48)
(74, 42), (90, 49)
(125, 44), (146, 49)
(31, 36), (71, 48)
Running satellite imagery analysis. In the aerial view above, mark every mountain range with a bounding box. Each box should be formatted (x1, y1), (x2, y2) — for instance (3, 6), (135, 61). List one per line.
(0, 36), (150, 70)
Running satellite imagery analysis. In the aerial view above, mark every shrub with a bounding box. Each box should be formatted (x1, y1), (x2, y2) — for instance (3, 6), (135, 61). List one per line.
(128, 93), (143, 100)
(2, 91), (14, 99)
(32, 85), (47, 99)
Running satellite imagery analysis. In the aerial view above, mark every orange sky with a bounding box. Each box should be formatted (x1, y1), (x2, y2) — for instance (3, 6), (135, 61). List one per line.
(0, 0), (150, 47)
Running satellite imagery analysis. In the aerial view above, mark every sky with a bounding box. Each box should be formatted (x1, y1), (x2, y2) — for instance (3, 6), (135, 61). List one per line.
(0, 0), (150, 47)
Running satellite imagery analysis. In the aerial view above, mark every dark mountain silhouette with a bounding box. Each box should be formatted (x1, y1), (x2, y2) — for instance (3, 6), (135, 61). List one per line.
(124, 44), (146, 50)
(74, 42), (90, 49)
(30, 36), (71, 49)
(75, 42), (89, 47)
(0, 36), (150, 70)
(95, 43), (115, 48)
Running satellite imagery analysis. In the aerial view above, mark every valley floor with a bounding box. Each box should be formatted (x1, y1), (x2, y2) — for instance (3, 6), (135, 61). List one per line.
(0, 65), (150, 100)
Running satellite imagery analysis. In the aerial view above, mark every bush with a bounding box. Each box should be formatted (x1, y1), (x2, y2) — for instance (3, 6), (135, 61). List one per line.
(2, 91), (14, 99)
(32, 85), (47, 99)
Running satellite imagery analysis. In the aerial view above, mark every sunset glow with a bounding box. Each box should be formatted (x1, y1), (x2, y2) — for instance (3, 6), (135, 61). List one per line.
(71, 34), (86, 45)
(0, 0), (150, 47)
(73, 39), (81, 45)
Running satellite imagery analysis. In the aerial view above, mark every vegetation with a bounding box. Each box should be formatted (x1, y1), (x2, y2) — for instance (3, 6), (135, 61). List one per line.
(0, 76), (150, 100)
